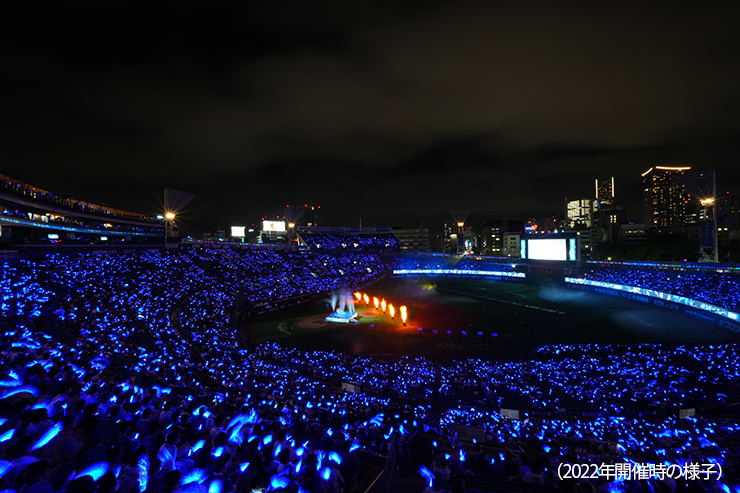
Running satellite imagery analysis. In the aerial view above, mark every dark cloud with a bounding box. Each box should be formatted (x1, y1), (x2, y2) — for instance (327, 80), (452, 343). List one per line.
(1, 1), (739, 232)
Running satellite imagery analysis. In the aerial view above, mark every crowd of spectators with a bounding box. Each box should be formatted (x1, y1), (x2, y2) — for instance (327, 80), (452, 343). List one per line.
(1, 177), (159, 225)
(299, 232), (399, 252)
(1, 248), (740, 492)
(395, 255), (518, 274)
(580, 268), (740, 313)
(0, 326), (423, 493)
(0, 248), (420, 493)
(0, 207), (160, 239)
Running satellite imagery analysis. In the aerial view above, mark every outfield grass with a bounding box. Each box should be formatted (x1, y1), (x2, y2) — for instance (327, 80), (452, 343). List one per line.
(244, 277), (734, 358)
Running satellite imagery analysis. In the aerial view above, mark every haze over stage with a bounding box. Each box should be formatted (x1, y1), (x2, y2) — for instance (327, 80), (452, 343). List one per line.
(325, 289), (358, 323)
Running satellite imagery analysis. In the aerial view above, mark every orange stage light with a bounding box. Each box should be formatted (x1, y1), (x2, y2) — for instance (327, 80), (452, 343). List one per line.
(354, 292), (362, 301)
(373, 297), (379, 309)
(381, 299), (387, 313)
(389, 304), (395, 319)
(400, 305), (407, 326)
(363, 294), (370, 305)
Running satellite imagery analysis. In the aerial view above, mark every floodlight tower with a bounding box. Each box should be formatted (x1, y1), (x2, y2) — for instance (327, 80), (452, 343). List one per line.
(163, 188), (194, 248)
(449, 209), (469, 254)
(285, 206), (304, 243)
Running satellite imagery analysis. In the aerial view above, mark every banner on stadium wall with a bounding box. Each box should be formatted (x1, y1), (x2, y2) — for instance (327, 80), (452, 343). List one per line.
(342, 382), (360, 393)
(500, 408), (520, 420)
(679, 408), (696, 419)
(531, 265), (564, 276)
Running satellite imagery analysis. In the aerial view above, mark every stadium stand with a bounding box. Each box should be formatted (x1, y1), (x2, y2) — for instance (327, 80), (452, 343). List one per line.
(299, 231), (399, 252)
(581, 267), (740, 313)
(1, 247), (739, 492)
(0, 173), (162, 244)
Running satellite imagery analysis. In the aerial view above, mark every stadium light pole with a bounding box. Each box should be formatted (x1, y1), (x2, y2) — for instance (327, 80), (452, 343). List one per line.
(450, 210), (469, 254)
(163, 188), (194, 250)
(164, 212), (176, 249)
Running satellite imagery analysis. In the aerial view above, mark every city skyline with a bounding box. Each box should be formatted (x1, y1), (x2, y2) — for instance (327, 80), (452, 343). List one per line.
(1, 2), (739, 232)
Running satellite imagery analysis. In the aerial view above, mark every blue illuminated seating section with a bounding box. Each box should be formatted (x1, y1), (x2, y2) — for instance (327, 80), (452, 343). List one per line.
(396, 255), (518, 273)
(0, 178), (160, 225)
(582, 268), (740, 312)
(0, 248), (739, 492)
(299, 232), (399, 251)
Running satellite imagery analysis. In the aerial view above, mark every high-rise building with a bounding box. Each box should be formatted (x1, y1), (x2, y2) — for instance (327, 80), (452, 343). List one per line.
(716, 192), (737, 252)
(481, 222), (503, 254)
(593, 203), (627, 243)
(503, 232), (521, 257)
(391, 225), (430, 251)
(717, 192), (740, 229)
(595, 177), (615, 208)
(443, 220), (458, 253)
(481, 219), (524, 255)
(642, 166), (691, 232)
(542, 215), (564, 233)
(620, 223), (648, 245)
(566, 199), (594, 228)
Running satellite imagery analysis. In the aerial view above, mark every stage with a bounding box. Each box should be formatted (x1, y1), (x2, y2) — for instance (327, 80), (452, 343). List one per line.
(326, 310), (358, 324)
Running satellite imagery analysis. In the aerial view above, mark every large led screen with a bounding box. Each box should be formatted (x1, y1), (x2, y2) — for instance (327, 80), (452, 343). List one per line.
(262, 221), (286, 232)
(527, 238), (567, 261)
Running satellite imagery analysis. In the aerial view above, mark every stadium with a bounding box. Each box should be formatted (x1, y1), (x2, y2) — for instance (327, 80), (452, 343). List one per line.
(1, 177), (740, 493)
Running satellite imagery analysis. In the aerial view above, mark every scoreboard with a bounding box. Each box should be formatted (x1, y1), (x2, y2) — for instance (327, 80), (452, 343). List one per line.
(520, 234), (579, 263)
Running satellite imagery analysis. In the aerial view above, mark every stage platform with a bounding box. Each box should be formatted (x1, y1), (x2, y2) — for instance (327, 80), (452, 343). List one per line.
(326, 310), (358, 324)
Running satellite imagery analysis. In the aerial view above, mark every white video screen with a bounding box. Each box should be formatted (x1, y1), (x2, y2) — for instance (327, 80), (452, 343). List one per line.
(527, 238), (567, 261)
(231, 226), (246, 237)
(262, 220), (286, 232)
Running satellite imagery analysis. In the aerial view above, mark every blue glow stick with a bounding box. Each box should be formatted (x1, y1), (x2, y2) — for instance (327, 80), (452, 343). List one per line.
(31, 422), (62, 451)
(75, 462), (110, 482)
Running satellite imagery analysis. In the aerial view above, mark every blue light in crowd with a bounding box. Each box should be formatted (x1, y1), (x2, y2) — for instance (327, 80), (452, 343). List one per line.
(564, 277), (740, 321)
(0, 430), (15, 443)
(419, 466), (434, 488)
(75, 462), (110, 482)
(31, 422), (62, 451)
(1, 386), (39, 398)
(190, 439), (205, 455)
(0, 378), (21, 388)
(0, 460), (12, 480)
(181, 468), (207, 486)
(138, 454), (149, 492)
(208, 478), (223, 493)
(270, 474), (291, 489)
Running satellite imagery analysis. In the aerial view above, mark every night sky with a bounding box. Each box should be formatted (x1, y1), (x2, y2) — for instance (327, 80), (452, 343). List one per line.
(2, 1), (739, 234)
